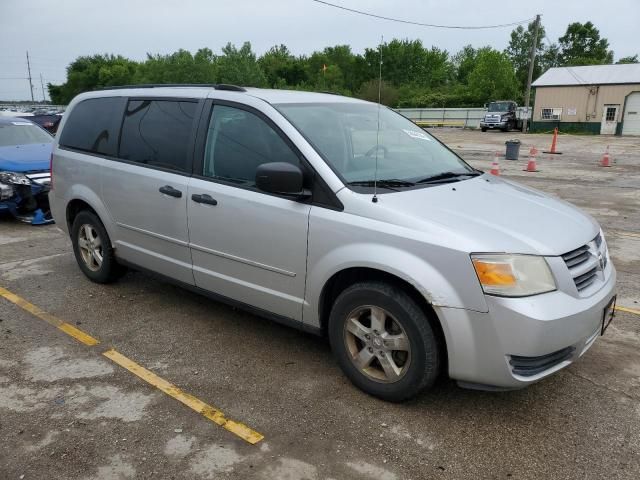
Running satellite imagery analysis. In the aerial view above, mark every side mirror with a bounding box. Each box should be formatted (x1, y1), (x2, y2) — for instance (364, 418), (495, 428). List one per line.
(255, 162), (310, 198)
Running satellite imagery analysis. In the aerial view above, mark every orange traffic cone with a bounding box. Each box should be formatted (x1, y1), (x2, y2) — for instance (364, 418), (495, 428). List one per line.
(524, 154), (539, 172)
(600, 146), (612, 167)
(529, 145), (539, 157)
(543, 127), (562, 154)
(490, 152), (500, 176)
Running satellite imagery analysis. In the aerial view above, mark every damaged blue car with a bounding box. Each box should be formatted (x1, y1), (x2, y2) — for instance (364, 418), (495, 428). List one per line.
(0, 117), (54, 225)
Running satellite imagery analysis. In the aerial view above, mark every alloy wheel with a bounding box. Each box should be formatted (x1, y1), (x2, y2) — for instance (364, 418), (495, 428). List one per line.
(343, 305), (411, 383)
(77, 224), (103, 272)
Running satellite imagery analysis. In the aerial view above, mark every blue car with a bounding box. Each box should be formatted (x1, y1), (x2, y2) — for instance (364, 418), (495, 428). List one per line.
(0, 117), (54, 225)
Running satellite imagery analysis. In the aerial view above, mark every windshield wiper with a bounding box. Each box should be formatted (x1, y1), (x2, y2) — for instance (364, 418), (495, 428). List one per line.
(415, 171), (481, 184)
(347, 179), (416, 190)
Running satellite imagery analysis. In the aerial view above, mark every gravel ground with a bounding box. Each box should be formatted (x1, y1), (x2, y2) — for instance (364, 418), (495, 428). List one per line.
(0, 128), (639, 480)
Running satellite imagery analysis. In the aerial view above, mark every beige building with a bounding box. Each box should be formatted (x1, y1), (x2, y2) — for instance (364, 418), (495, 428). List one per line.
(531, 64), (640, 135)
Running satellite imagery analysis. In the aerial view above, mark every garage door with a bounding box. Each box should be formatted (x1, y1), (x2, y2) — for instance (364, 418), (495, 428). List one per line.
(622, 92), (640, 135)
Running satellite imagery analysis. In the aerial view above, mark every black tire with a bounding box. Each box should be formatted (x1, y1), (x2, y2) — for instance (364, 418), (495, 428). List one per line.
(328, 281), (441, 402)
(481, 127), (487, 132)
(71, 210), (126, 283)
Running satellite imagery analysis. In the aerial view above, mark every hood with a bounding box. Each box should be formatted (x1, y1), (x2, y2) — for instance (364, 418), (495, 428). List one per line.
(342, 175), (599, 256)
(0, 143), (52, 172)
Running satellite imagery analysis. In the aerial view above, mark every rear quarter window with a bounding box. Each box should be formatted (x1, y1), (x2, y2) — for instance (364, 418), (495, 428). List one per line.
(58, 97), (126, 156)
(118, 99), (197, 173)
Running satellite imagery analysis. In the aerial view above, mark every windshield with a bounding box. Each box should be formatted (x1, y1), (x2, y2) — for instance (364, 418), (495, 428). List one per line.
(0, 122), (52, 147)
(487, 102), (511, 112)
(276, 102), (474, 185)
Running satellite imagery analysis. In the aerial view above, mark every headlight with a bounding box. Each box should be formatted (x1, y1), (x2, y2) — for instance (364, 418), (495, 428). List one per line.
(0, 172), (31, 186)
(471, 254), (556, 297)
(0, 182), (14, 201)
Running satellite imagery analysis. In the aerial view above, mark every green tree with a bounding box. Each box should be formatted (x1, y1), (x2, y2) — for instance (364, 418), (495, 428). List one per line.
(258, 45), (307, 88)
(134, 48), (216, 84)
(362, 40), (452, 89)
(617, 54), (639, 64)
(216, 42), (266, 87)
(452, 45), (479, 85)
(539, 42), (561, 72)
(48, 54), (138, 104)
(558, 22), (614, 65)
(467, 49), (518, 104)
(506, 21), (547, 97)
(357, 79), (399, 106)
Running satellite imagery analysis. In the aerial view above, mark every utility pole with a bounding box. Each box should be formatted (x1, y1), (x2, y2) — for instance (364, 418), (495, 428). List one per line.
(522, 14), (541, 134)
(40, 74), (46, 102)
(26, 51), (34, 102)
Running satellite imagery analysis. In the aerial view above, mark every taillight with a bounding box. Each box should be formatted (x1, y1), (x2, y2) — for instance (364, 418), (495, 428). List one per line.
(49, 152), (54, 190)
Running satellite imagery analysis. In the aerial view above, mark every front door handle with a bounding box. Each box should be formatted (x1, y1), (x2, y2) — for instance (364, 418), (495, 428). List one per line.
(191, 193), (218, 206)
(159, 185), (182, 198)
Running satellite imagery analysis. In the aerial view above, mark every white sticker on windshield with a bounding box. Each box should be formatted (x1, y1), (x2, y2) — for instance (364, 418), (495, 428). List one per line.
(403, 129), (432, 141)
(11, 121), (32, 126)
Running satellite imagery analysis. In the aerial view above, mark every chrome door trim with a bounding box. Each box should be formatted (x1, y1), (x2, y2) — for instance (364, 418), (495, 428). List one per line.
(189, 242), (297, 277)
(116, 222), (189, 247)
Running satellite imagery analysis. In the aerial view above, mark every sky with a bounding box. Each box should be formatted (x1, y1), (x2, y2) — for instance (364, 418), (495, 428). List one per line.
(1, 0), (638, 101)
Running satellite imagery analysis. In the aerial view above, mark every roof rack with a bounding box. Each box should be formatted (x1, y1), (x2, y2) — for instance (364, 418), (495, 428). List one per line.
(96, 84), (246, 92)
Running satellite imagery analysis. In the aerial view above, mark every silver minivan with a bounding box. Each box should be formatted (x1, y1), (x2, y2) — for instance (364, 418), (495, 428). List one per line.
(50, 85), (617, 401)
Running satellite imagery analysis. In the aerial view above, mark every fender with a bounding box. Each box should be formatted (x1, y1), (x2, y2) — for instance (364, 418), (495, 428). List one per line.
(62, 182), (117, 246)
(303, 242), (489, 329)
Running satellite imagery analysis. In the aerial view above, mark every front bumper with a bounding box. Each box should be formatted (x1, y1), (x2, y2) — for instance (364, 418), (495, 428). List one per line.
(0, 183), (54, 225)
(437, 264), (617, 389)
(480, 121), (507, 129)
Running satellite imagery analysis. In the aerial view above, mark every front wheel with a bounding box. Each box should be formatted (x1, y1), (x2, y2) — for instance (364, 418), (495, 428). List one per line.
(328, 281), (441, 402)
(71, 210), (126, 283)
(481, 127), (487, 132)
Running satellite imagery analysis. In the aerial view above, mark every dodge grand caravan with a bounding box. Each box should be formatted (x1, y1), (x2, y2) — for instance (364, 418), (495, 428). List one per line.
(49, 85), (617, 401)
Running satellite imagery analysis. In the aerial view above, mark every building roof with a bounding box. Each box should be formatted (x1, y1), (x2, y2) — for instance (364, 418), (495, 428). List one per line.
(532, 64), (640, 87)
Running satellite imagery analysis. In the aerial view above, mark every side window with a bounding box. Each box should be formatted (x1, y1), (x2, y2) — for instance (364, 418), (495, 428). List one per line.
(59, 97), (125, 156)
(118, 100), (196, 172)
(203, 105), (300, 185)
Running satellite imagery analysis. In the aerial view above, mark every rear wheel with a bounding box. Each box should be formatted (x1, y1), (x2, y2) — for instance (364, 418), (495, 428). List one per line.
(328, 281), (441, 402)
(71, 210), (126, 283)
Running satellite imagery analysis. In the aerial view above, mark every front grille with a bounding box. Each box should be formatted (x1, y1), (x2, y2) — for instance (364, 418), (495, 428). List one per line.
(562, 245), (590, 268)
(561, 233), (607, 293)
(509, 346), (575, 377)
(574, 266), (598, 290)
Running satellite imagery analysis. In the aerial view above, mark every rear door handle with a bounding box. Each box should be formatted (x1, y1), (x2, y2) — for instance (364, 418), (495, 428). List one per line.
(159, 185), (182, 198)
(191, 193), (218, 206)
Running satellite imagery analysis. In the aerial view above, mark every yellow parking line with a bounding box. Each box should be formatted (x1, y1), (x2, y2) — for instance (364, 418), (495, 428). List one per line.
(103, 349), (264, 444)
(615, 305), (640, 316)
(0, 285), (264, 444)
(0, 286), (99, 346)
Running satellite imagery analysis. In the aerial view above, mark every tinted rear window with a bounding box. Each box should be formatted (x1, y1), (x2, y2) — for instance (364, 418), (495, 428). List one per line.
(59, 97), (125, 156)
(118, 100), (196, 172)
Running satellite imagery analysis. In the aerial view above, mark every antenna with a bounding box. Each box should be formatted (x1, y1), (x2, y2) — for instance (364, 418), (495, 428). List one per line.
(372, 35), (383, 204)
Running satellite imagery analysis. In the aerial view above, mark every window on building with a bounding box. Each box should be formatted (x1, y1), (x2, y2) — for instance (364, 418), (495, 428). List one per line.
(118, 100), (197, 172)
(605, 107), (617, 122)
(541, 108), (562, 121)
(203, 105), (300, 186)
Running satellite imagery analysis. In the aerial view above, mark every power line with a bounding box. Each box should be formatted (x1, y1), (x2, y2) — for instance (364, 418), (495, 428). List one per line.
(310, 0), (535, 29)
